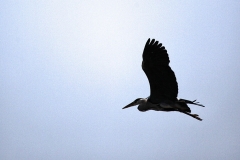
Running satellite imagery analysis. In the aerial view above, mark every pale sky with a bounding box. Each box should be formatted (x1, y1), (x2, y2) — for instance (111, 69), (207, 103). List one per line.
(1, 1), (240, 160)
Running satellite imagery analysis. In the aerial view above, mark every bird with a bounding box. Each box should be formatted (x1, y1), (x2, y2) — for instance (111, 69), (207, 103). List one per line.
(122, 39), (205, 121)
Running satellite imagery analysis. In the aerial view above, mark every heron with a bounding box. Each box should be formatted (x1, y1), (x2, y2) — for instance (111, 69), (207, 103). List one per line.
(122, 39), (205, 121)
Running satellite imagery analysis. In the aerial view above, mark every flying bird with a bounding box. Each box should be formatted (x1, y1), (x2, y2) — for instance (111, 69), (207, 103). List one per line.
(123, 39), (205, 121)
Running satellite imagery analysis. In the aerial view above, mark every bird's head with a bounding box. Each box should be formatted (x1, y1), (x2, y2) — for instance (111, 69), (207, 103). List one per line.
(122, 98), (148, 112)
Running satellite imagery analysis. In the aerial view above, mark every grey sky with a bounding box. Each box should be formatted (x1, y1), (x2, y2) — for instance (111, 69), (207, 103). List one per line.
(1, 0), (240, 160)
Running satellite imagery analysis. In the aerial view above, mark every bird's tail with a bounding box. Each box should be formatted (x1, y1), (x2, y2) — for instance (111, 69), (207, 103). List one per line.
(176, 101), (191, 112)
(179, 99), (205, 107)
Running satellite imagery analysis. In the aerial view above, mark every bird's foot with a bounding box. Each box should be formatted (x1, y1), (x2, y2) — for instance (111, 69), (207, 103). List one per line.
(191, 114), (202, 121)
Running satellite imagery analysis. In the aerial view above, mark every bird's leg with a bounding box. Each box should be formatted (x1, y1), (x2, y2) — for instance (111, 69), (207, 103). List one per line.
(178, 111), (202, 121)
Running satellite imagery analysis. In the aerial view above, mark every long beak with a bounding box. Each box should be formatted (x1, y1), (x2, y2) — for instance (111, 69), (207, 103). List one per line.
(122, 101), (137, 109)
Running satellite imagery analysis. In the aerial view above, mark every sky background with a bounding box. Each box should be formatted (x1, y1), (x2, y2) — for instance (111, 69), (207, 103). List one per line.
(1, 0), (240, 160)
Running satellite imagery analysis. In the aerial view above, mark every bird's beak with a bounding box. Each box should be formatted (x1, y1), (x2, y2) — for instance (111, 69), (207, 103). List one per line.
(122, 101), (137, 109)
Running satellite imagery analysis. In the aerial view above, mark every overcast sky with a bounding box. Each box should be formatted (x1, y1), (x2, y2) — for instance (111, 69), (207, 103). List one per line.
(1, 1), (240, 160)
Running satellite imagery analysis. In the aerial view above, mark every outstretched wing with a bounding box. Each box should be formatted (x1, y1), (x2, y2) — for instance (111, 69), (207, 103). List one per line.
(142, 39), (178, 104)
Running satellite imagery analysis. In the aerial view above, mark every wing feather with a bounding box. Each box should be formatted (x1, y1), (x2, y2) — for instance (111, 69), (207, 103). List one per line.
(142, 39), (178, 103)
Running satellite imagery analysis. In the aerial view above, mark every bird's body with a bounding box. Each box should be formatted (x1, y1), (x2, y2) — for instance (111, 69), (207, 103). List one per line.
(123, 39), (205, 121)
